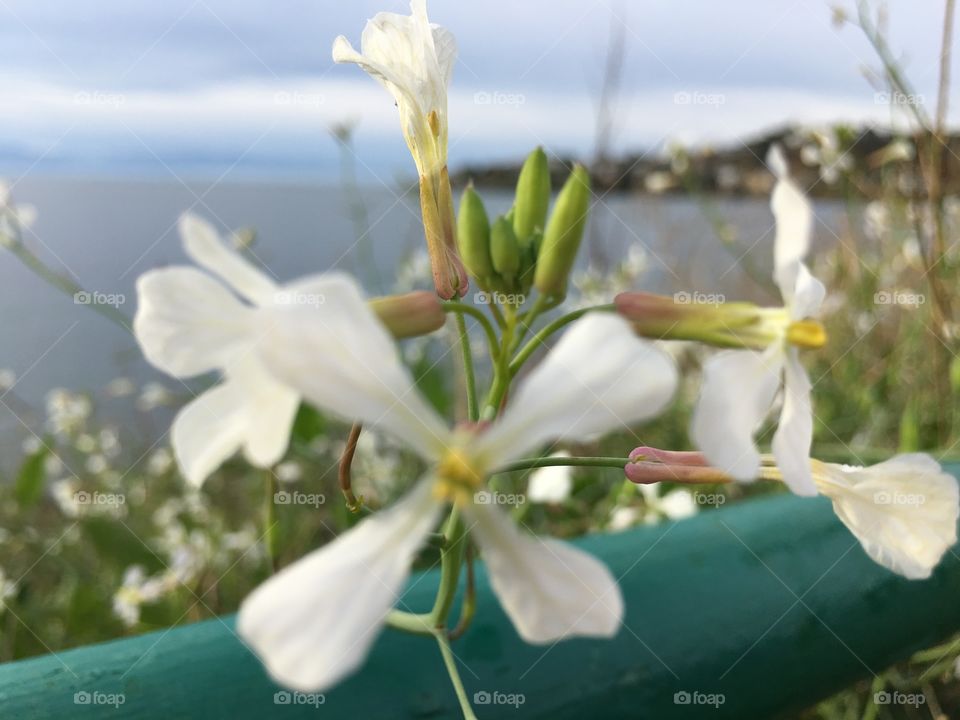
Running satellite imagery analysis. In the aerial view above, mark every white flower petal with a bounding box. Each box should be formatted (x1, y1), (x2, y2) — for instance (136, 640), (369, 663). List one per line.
(257, 273), (449, 461)
(134, 267), (255, 377)
(179, 213), (277, 305)
(816, 455), (959, 579)
(768, 145), (813, 303)
(772, 349), (817, 496)
(230, 357), (300, 469)
(238, 479), (442, 691)
(691, 348), (782, 481)
(171, 383), (247, 487)
(477, 314), (677, 465)
(466, 502), (622, 642)
(526, 453), (573, 504)
(790, 262), (826, 320)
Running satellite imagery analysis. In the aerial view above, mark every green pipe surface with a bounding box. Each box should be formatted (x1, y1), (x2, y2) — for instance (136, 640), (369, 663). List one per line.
(2, 483), (960, 718)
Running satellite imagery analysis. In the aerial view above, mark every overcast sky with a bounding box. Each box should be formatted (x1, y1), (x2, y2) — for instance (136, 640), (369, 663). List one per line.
(0, 0), (954, 179)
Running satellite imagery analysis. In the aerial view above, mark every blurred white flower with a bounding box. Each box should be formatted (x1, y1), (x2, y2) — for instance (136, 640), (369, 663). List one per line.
(607, 506), (640, 532)
(134, 213), (305, 486)
(814, 454), (959, 579)
(45, 389), (92, 436)
(137, 382), (174, 411)
(239, 293), (678, 693)
(692, 146), (826, 496)
(113, 565), (168, 628)
(527, 453), (573, 504)
(0, 369), (16, 392)
(0, 180), (37, 243)
(0, 567), (18, 611)
(274, 461), (303, 484)
(638, 484), (698, 524)
(105, 377), (136, 398)
(146, 447), (174, 476)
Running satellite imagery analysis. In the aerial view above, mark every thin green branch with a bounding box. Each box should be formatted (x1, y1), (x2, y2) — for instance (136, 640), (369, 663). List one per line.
(509, 304), (615, 376)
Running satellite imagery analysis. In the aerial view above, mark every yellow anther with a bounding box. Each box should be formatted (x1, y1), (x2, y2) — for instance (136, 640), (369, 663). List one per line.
(786, 319), (827, 349)
(434, 448), (485, 505)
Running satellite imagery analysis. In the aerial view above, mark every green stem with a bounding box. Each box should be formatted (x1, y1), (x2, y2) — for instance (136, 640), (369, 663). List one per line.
(481, 308), (517, 420)
(454, 310), (479, 422)
(435, 631), (479, 720)
(509, 304), (614, 376)
(443, 301), (499, 363)
(264, 472), (279, 573)
(5, 239), (133, 331)
(429, 507), (469, 626)
(494, 456), (631, 474)
(384, 610), (435, 636)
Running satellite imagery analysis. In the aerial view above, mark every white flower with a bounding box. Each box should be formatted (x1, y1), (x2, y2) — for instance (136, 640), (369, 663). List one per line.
(691, 146), (826, 496)
(638, 484), (698, 523)
(134, 213), (303, 487)
(813, 454), (959, 580)
(526, 452), (573, 503)
(238, 294), (678, 692)
(0, 180), (37, 243)
(332, 0), (455, 179)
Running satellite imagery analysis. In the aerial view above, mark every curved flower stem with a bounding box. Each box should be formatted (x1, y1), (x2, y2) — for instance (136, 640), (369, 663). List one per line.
(384, 609), (435, 636)
(337, 423), (364, 512)
(510, 293), (555, 351)
(5, 240), (133, 330)
(509, 304), (615, 376)
(430, 507), (469, 627)
(447, 544), (475, 641)
(494, 455), (631, 474)
(435, 630), (479, 720)
(443, 301), (499, 364)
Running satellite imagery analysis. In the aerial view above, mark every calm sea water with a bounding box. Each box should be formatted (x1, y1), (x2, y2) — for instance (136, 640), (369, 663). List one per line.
(0, 176), (846, 457)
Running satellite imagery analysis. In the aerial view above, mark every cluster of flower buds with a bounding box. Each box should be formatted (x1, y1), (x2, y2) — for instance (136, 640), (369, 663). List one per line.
(457, 148), (591, 305)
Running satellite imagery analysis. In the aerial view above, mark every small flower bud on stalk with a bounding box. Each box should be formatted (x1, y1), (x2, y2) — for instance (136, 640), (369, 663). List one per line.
(534, 165), (590, 300)
(490, 215), (521, 286)
(456, 184), (494, 287)
(369, 291), (446, 339)
(614, 292), (827, 350)
(513, 147), (551, 242)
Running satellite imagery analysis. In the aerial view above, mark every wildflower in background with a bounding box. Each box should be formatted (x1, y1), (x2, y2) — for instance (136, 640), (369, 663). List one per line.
(333, 0), (468, 299)
(813, 454), (958, 579)
(238, 290), (677, 692)
(526, 452), (573, 504)
(691, 146), (826, 495)
(627, 449), (959, 579)
(0, 180), (37, 244)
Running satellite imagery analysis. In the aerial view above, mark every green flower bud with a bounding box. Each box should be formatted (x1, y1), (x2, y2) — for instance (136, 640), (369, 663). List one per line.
(490, 215), (521, 280)
(456, 184), (494, 284)
(534, 165), (590, 298)
(516, 231), (540, 295)
(513, 147), (550, 242)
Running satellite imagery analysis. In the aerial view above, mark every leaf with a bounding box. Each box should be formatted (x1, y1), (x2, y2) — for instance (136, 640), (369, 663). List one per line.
(15, 445), (48, 507)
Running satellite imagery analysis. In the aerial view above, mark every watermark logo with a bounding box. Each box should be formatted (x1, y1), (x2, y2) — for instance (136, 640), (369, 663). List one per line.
(473, 690), (525, 708)
(474, 291), (526, 306)
(74, 490), (125, 508)
(74, 691), (125, 708)
(874, 490), (925, 507)
(874, 690), (925, 708)
(274, 490), (326, 508)
(873, 290), (924, 307)
(74, 291), (125, 308)
(274, 91), (325, 107)
(673, 291), (725, 307)
(693, 492), (726, 507)
(273, 690), (325, 707)
(673, 91), (726, 107)
(74, 91), (126, 109)
(474, 490), (525, 506)
(673, 690), (725, 708)
(874, 91), (924, 107)
(473, 91), (526, 107)
(273, 291), (326, 308)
